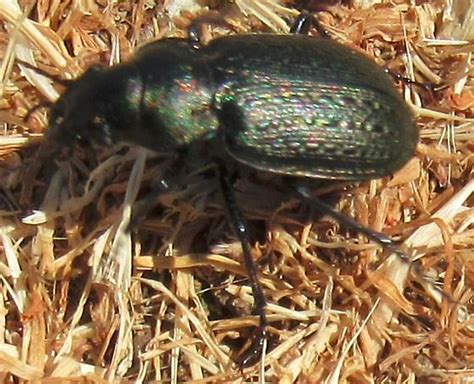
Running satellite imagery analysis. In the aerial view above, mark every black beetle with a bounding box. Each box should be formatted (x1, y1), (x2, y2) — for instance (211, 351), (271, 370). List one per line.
(41, 12), (418, 367)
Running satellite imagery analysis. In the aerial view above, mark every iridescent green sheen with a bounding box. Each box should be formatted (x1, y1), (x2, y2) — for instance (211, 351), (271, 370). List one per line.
(49, 34), (417, 181)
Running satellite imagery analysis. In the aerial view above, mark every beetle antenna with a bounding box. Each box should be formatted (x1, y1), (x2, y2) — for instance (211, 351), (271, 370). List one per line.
(16, 59), (72, 87)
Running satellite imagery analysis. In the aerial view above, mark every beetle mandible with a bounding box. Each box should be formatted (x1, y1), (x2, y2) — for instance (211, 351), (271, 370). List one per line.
(43, 12), (418, 367)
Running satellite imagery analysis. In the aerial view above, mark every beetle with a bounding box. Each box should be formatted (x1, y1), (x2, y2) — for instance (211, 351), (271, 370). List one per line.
(40, 11), (418, 367)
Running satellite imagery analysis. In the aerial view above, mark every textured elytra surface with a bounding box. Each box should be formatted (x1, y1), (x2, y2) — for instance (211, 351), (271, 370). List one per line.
(210, 35), (417, 179)
(216, 80), (415, 179)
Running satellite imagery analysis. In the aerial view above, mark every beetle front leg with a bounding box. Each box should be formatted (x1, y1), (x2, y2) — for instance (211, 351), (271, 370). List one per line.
(129, 156), (185, 230)
(215, 161), (269, 369)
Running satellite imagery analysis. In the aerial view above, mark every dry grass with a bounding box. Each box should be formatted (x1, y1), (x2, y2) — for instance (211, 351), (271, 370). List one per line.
(0, 0), (473, 382)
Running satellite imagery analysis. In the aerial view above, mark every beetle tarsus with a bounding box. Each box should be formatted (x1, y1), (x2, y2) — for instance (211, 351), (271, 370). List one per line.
(237, 325), (268, 369)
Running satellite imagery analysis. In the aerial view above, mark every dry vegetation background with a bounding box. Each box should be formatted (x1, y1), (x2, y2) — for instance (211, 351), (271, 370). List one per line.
(0, 0), (473, 382)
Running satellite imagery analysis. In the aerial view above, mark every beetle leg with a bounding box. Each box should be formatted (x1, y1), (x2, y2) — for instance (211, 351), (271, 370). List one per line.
(384, 68), (437, 103)
(290, 11), (331, 39)
(188, 12), (234, 50)
(295, 185), (452, 301)
(215, 161), (269, 368)
(292, 11), (434, 98)
(290, 11), (313, 35)
(296, 184), (412, 263)
(188, 22), (204, 50)
(129, 157), (184, 230)
(129, 178), (173, 229)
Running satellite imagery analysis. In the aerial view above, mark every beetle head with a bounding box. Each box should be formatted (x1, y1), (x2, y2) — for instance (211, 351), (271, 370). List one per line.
(47, 64), (143, 148)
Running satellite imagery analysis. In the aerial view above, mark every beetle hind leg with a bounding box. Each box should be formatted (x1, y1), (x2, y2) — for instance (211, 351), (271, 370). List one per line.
(296, 184), (413, 262)
(295, 184), (450, 302)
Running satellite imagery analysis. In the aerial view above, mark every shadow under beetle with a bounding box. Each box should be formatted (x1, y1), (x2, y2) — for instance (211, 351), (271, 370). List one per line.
(42, 12), (418, 368)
